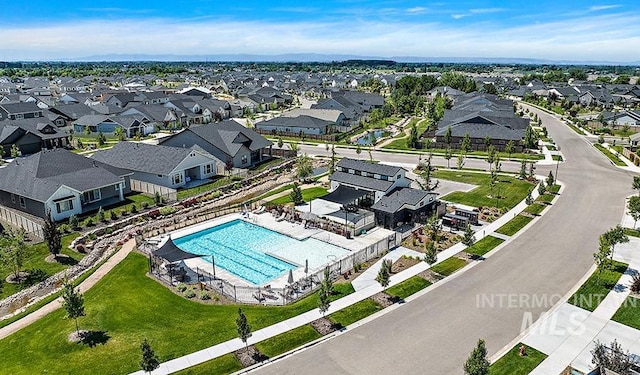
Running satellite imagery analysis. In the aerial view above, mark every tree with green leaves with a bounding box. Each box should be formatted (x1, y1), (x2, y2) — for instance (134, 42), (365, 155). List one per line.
(461, 132), (471, 153)
(236, 308), (252, 349)
(591, 339), (634, 374)
(68, 214), (79, 230)
(376, 259), (392, 290)
(277, 138), (284, 149)
(444, 126), (452, 147)
(628, 196), (640, 229)
(61, 278), (86, 337)
(505, 140), (515, 159)
(355, 144), (362, 155)
(288, 142), (299, 155)
(457, 153), (466, 170)
(0, 145), (4, 164)
(464, 339), (490, 375)
(43, 210), (61, 259)
(523, 126), (537, 149)
(0, 229), (28, 281)
(425, 213), (441, 242)
(10, 144), (19, 158)
(494, 154), (501, 173)
(318, 281), (331, 316)
(604, 225), (629, 260)
(519, 160), (527, 180)
(424, 240), (438, 265)
(528, 162), (536, 180)
(139, 338), (160, 373)
(444, 147), (453, 169)
(483, 135), (491, 150)
(329, 144), (337, 174)
(486, 145), (496, 172)
(525, 190), (534, 205)
(632, 176), (640, 196)
(594, 234), (612, 283)
(538, 180), (546, 196)
(462, 224), (476, 247)
(547, 171), (555, 187)
(114, 127), (125, 141)
(97, 206), (106, 222)
(322, 266), (334, 296)
(490, 169), (499, 198)
(290, 183), (304, 205)
(296, 154), (313, 180)
(408, 123), (419, 148)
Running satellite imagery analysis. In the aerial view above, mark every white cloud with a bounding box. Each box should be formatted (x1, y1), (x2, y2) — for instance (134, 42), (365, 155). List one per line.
(589, 5), (621, 11)
(0, 12), (639, 62)
(469, 8), (506, 14)
(451, 14), (468, 19)
(407, 7), (428, 14)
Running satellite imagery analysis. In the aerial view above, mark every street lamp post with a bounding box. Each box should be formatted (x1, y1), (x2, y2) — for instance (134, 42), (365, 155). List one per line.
(555, 146), (561, 182)
(212, 255), (216, 279)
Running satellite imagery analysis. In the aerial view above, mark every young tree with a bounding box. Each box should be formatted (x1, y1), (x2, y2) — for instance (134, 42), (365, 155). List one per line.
(329, 144), (337, 174)
(457, 153), (466, 170)
(444, 126), (452, 147)
(464, 339), (490, 375)
(355, 144), (362, 155)
(594, 234), (612, 282)
(524, 126), (537, 149)
(114, 127), (126, 141)
(633, 176), (640, 196)
(289, 183), (304, 205)
(97, 206), (106, 222)
(462, 224), (476, 247)
(519, 160), (527, 180)
(0, 146), (4, 164)
(277, 137), (284, 149)
(68, 214), (79, 230)
(547, 171), (555, 187)
(604, 225), (629, 260)
(525, 190), (534, 205)
(420, 153), (433, 190)
(538, 180), (546, 196)
(376, 259), (392, 290)
(10, 144), (19, 158)
(139, 338), (160, 374)
(288, 142), (299, 155)
(483, 135), (492, 150)
(236, 308), (252, 349)
(628, 196), (640, 229)
(444, 147), (453, 169)
(61, 279), (86, 336)
(460, 133), (472, 153)
(0, 230), (28, 281)
(505, 140), (515, 159)
(322, 266), (334, 296)
(591, 339), (634, 374)
(296, 154), (313, 180)
(486, 145), (496, 172)
(408, 123), (419, 148)
(43, 210), (61, 259)
(317, 282), (331, 316)
(224, 157), (234, 175)
(424, 240), (438, 265)
(528, 162), (536, 180)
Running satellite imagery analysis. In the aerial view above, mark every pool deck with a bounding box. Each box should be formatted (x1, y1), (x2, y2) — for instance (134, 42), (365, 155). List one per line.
(150, 212), (397, 290)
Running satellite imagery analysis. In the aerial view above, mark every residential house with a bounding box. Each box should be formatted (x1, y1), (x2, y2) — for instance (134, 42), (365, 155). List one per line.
(329, 158), (411, 203)
(371, 188), (438, 229)
(91, 142), (223, 190)
(0, 149), (132, 221)
(0, 102), (44, 120)
(0, 118), (70, 155)
(73, 114), (155, 137)
(159, 120), (273, 168)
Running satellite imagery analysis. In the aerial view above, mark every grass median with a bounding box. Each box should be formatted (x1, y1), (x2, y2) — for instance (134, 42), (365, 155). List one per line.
(489, 343), (547, 375)
(386, 276), (432, 300)
(430, 257), (466, 277)
(569, 260), (628, 312)
(465, 236), (505, 257)
(495, 215), (534, 237)
(594, 144), (626, 166)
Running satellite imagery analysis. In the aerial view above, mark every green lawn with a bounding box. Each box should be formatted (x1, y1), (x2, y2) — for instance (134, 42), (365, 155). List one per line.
(612, 297), (640, 330)
(430, 257), (467, 277)
(385, 276), (432, 300)
(547, 184), (561, 194)
(81, 193), (156, 220)
(0, 233), (81, 299)
(173, 353), (242, 375)
(177, 176), (242, 200)
(489, 343), (547, 375)
(551, 155), (563, 162)
(569, 260), (628, 311)
(0, 253), (355, 375)
(464, 236), (505, 257)
(524, 203), (547, 216)
(623, 227), (640, 237)
(433, 170), (534, 209)
(566, 122), (586, 135)
(536, 193), (555, 204)
(495, 215), (534, 236)
(253, 184), (294, 201)
(328, 298), (383, 328)
(255, 324), (321, 358)
(268, 187), (328, 205)
(594, 144), (626, 166)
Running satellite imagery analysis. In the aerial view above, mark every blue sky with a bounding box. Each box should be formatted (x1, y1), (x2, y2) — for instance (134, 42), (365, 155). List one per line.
(1, 1), (639, 61)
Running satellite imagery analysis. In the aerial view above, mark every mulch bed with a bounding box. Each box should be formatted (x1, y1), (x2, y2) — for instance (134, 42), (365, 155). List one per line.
(391, 257), (421, 273)
(234, 345), (267, 367)
(417, 269), (443, 284)
(370, 293), (395, 308)
(402, 231), (461, 253)
(310, 317), (340, 335)
(5, 271), (29, 284)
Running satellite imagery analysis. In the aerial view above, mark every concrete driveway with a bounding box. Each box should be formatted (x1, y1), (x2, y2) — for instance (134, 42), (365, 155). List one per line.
(253, 105), (637, 375)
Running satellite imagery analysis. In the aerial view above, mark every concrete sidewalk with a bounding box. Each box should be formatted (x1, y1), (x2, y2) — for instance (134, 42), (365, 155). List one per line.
(0, 239), (136, 340)
(131, 178), (554, 375)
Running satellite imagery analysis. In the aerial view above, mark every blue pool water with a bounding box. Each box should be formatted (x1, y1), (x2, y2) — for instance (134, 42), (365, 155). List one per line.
(357, 130), (384, 145)
(173, 220), (350, 285)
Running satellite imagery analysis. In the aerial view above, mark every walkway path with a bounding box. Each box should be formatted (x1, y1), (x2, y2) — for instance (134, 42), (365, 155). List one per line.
(0, 239), (136, 340)
(130, 177), (549, 374)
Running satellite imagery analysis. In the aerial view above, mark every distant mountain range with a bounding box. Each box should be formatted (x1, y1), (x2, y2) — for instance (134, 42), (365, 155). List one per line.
(58, 53), (640, 66)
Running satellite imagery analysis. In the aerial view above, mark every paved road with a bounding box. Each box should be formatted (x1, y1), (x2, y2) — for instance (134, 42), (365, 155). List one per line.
(254, 105), (637, 375)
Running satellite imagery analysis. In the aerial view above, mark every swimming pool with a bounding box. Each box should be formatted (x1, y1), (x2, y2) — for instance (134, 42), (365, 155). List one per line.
(173, 219), (350, 285)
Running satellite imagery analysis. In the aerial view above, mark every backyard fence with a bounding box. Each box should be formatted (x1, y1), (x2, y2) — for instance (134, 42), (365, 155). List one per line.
(0, 206), (44, 239)
(130, 179), (177, 202)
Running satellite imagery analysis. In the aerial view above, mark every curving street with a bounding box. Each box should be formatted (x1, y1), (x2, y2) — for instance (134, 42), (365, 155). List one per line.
(254, 105), (637, 374)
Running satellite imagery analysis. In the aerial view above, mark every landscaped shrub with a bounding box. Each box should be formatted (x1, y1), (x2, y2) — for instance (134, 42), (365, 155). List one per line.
(141, 201), (149, 209)
(199, 291), (211, 300)
(176, 283), (187, 292)
(154, 192), (163, 206)
(104, 227), (113, 235)
(76, 244), (86, 253)
(110, 210), (118, 220)
(68, 214), (79, 229)
(84, 217), (94, 227)
(159, 206), (176, 216)
(58, 224), (70, 233)
(120, 209), (127, 216)
(183, 288), (196, 299)
(130, 203), (138, 214)
(631, 274), (640, 294)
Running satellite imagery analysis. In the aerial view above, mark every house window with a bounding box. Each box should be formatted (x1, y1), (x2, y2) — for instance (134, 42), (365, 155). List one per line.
(397, 174), (401, 180)
(10, 194), (15, 203)
(172, 173), (183, 185)
(82, 189), (101, 203)
(56, 199), (74, 214)
(241, 155), (248, 164)
(19, 196), (26, 208)
(380, 175), (388, 181)
(204, 163), (214, 174)
(15, 113), (24, 119)
(354, 170), (361, 176)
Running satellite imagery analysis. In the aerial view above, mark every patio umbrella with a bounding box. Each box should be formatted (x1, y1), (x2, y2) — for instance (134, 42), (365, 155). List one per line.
(304, 259), (308, 274)
(288, 269), (294, 284)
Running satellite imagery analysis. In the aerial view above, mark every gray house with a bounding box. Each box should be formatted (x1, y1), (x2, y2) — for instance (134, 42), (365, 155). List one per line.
(91, 142), (223, 189)
(0, 149), (132, 221)
(159, 120), (273, 168)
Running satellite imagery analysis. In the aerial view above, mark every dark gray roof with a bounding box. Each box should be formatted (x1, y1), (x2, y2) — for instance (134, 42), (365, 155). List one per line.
(371, 188), (434, 213)
(0, 149), (126, 202)
(0, 102), (42, 114)
(329, 171), (394, 192)
(336, 158), (402, 177)
(91, 142), (217, 175)
(256, 115), (332, 130)
(321, 185), (370, 205)
(50, 103), (98, 120)
(0, 118), (67, 143)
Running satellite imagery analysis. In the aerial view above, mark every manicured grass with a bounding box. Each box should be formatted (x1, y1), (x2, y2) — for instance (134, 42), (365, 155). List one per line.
(268, 187), (328, 205)
(551, 154), (563, 162)
(0, 233), (82, 299)
(536, 193), (554, 204)
(82, 193), (156, 219)
(430, 257), (467, 276)
(464, 236), (505, 257)
(569, 260), (628, 312)
(0, 253), (355, 375)
(566, 122), (586, 135)
(524, 203), (547, 216)
(623, 227), (640, 237)
(328, 298), (383, 328)
(547, 184), (561, 194)
(612, 297), (640, 330)
(173, 353), (242, 375)
(177, 176), (242, 200)
(495, 215), (534, 236)
(489, 343), (547, 375)
(433, 170), (534, 209)
(594, 144), (626, 166)
(254, 324), (321, 358)
(254, 184), (294, 201)
(385, 276), (432, 300)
